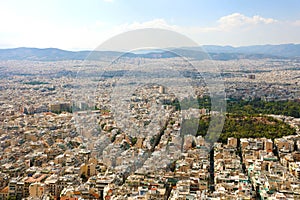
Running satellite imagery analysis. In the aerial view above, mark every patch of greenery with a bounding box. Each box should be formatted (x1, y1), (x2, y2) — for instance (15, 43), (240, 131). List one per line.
(227, 98), (300, 118)
(167, 96), (300, 118)
(168, 96), (211, 111)
(120, 142), (130, 150)
(185, 114), (296, 143)
(130, 136), (137, 146)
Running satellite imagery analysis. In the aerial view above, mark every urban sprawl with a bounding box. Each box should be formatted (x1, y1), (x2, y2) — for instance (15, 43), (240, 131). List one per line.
(1, 57), (300, 199)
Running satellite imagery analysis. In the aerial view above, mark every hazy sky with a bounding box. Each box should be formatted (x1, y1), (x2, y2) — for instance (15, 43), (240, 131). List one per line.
(1, 0), (300, 50)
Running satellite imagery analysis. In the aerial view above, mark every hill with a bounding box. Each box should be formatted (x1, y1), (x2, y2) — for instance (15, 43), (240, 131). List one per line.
(202, 43), (300, 58)
(0, 44), (299, 61)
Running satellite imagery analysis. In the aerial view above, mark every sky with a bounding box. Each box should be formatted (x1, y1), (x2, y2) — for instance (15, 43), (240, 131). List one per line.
(1, 0), (300, 50)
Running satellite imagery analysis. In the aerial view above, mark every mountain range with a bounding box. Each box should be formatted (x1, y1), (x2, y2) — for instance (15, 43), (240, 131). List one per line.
(0, 43), (299, 61)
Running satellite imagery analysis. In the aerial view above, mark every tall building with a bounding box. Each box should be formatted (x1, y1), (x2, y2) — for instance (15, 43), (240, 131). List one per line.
(159, 85), (165, 94)
(49, 102), (71, 113)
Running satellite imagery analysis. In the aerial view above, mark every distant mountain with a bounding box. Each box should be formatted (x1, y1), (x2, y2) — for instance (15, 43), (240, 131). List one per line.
(0, 44), (299, 61)
(0, 47), (84, 61)
(170, 48), (281, 60)
(201, 43), (300, 58)
(0, 47), (127, 61)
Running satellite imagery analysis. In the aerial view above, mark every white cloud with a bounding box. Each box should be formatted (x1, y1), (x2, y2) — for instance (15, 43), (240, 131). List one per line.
(218, 13), (277, 30)
(1, 11), (300, 49)
(113, 14), (279, 36)
(115, 19), (179, 32)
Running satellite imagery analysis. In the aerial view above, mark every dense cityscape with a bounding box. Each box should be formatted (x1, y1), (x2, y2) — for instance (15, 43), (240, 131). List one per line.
(0, 56), (300, 200)
(3, 0), (300, 199)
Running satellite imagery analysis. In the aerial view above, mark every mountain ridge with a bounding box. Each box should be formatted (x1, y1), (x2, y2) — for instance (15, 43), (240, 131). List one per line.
(202, 43), (300, 58)
(0, 43), (299, 61)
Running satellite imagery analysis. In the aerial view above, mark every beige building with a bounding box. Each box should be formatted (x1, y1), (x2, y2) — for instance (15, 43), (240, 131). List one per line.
(80, 162), (97, 178)
(264, 139), (273, 152)
(0, 186), (8, 200)
(29, 182), (45, 198)
(159, 85), (165, 94)
(227, 137), (238, 148)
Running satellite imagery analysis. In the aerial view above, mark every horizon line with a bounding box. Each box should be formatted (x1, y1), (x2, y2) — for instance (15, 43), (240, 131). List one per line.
(0, 43), (299, 52)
